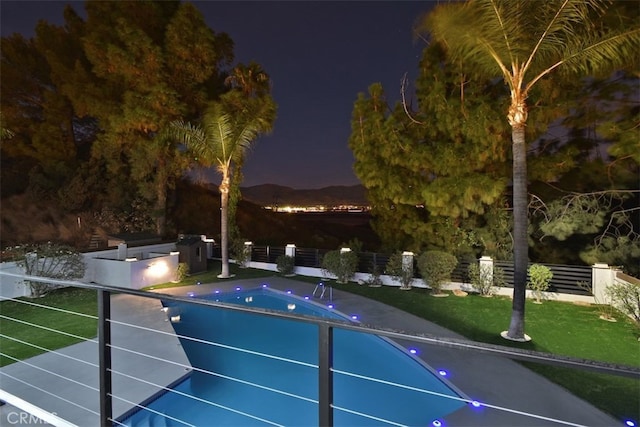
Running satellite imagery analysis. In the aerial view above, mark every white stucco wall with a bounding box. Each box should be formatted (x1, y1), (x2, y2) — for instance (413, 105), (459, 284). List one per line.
(0, 243), (179, 297)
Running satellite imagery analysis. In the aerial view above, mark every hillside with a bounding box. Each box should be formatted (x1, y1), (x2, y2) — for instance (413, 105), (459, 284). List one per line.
(240, 184), (367, 207)
(0, 181), (378, 252)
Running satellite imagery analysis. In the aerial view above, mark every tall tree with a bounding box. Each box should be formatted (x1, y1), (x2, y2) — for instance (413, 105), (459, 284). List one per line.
(419, 0), (640, 340)
(223, 62), (274, 241)
(0, 32), (82, 197)
(169, 98), (276, 278)
(66, 1), (233, 235)
(350, 43), (513, 257)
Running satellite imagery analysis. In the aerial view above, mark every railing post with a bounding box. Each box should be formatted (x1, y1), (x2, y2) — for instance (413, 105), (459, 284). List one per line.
(318, 323), (334, 426)
(98, 289), (113, 427)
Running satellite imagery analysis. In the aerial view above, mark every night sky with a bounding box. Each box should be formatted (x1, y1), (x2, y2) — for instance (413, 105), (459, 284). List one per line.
(1, 1), (434, 189)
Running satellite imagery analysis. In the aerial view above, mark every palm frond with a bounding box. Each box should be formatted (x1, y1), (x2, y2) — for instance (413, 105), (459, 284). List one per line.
(167, 119), (209, 163)
(419, 0), (639, 88)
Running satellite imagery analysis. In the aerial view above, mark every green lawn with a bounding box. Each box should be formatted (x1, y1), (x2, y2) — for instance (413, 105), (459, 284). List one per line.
(143, 260), (278, 290)
(0, 287), (98, 367)
(328, 282), (640, 422)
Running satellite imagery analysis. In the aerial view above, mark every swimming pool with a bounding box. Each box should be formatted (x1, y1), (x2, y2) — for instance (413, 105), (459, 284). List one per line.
(119, 287), (467, 426)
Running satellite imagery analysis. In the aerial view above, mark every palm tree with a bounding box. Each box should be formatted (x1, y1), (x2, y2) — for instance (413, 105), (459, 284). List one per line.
(223, 62), (274, 241)
(418, 0), (639, 341)
(169, 100), (275, 278)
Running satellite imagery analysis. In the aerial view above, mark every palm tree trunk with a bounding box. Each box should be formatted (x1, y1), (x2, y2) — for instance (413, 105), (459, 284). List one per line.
(506, 122), (528, 340)
(218, 173), (231, 278)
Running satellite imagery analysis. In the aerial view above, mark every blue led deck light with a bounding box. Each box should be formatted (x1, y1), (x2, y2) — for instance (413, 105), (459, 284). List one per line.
(625, 421), (636, 427)
(187, 292), (195, 297)
(438, 370), (448, 377)
(409, 348), (418, 355)
(286, 290), (292, 294)
(235, 287), (241, 291)
(471, 400), (481, 408)
(214, 290), (220, 294)
(304, 296), (310, 300)
(432, 420), (442, 427)
(351, 315), (358, 320)
(327, 304), (334, 309)
(262, 283), (268, 288)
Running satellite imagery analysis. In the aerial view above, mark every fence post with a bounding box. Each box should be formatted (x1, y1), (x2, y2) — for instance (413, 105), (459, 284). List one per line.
(244, 241), (253, 266)
(402, 251), (414, 278)
(98, 290), (113, 427)
(479, 256), (494, 283)
(286, 244), (296, 258)
(592, 263), (613, 302)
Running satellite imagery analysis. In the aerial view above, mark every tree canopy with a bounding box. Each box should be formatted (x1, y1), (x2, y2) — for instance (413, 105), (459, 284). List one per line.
(1, 1), (274, 245)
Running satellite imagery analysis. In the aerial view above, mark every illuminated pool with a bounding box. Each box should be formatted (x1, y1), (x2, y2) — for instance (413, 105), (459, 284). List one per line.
(119, 287), (467, 426)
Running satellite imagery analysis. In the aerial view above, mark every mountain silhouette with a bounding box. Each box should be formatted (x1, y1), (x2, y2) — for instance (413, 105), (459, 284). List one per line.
(240, 184), (367, 207)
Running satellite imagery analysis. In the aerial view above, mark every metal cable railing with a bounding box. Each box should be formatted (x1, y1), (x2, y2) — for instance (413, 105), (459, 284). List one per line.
(0, 272), (638, 427)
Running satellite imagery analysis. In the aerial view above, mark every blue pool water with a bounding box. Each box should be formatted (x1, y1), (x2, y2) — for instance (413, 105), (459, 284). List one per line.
(120, 287), (466, 426)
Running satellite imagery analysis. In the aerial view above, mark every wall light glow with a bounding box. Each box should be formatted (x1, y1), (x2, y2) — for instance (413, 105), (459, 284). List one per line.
(147, 261), (169, 277)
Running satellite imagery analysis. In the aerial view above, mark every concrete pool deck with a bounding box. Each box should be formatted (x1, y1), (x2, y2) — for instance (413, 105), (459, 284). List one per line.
(0, 276), (622, 426)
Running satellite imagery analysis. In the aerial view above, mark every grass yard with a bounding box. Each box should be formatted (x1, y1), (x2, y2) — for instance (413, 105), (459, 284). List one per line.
(143, 260), (278, 290)
(330, 282), (640, 422)
(0, 287), (98, 367)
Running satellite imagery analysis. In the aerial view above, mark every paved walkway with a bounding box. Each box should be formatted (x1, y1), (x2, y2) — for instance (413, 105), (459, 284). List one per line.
(0, 276), (620, 426)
